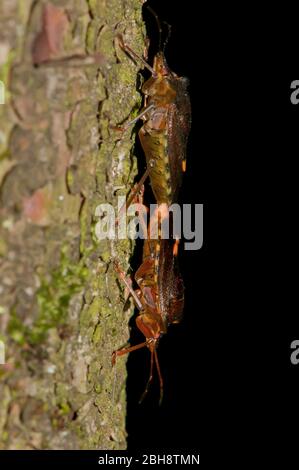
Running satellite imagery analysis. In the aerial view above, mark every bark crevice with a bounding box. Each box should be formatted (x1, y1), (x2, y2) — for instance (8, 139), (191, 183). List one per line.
(0, 0), (146, 450)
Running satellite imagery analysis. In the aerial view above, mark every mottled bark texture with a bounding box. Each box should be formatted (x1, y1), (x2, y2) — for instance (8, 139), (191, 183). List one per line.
(0, 0), (146, 449)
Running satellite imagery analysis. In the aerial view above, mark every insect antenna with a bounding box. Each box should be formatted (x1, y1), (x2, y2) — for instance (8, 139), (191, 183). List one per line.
(154, 348), (164, 405)
(145, 6), (172, 54)
(117, 35), (157, 77)
(146, 5), (163, 51)
(162, 22), (172, 53)
(139, 348), (155, 404)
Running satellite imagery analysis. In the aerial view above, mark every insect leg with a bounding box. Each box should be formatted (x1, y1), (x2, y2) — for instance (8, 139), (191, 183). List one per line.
(173, 238), (180, 257)
(116, 168), (150, 235)
(112, 341), (147, 366)
(123, 168), (149, 211)
(114, 260), (143, 311)
(115, 105), (154, 133)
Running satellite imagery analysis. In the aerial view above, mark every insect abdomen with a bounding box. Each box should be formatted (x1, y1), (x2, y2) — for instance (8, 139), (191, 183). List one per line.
(139, 127), (174, 205)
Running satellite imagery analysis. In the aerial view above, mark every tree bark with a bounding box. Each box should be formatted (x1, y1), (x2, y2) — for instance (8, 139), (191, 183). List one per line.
(0, 0), (146, 450)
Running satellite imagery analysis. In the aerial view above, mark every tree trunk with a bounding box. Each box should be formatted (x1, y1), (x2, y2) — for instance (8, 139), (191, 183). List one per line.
(0, 0), (146, 450)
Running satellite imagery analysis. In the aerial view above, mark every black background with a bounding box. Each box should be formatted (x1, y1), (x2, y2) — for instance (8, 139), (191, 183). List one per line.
(126, 0), (211, 453)
(125, 0), (299, 464)
(0, 0), (298, 467)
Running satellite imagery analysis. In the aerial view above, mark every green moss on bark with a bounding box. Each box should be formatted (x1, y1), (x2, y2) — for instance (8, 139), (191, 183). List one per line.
(0, 0), (147, 450)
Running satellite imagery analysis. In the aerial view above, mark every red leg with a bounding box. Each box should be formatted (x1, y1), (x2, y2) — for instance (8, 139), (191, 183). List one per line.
(114, 260), (143, 311)
(116, 169), (149, 239)
(117, 168), (149, 221)
(112, 341), (147, 366)
(173, 238), (180, 257)
(113, 105), (154, 133)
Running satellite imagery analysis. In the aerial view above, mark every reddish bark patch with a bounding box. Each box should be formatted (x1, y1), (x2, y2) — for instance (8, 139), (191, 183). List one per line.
(32, 3), (69, 65)
(23, 188), (50, 225)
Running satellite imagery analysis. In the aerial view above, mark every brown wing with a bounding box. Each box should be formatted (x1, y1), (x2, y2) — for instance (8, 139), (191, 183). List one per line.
(158, 238), (184, 326)
(167, 78), (191, 202)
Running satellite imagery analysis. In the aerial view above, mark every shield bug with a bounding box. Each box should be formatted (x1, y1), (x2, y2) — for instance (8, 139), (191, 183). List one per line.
(112, 216), (184, 404)
(116, 27), (191, 207)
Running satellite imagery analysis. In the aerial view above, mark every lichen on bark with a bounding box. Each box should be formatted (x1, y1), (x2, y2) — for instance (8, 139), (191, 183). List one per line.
(0, 0), (147, 450)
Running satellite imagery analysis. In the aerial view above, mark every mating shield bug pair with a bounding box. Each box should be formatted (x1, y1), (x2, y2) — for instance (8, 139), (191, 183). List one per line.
(112, 9), (191, 404)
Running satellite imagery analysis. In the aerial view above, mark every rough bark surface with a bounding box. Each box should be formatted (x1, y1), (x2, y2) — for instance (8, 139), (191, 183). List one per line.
(0, 0), (146, 450)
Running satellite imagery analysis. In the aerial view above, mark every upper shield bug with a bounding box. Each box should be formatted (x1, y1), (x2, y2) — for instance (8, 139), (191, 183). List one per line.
(116, 16), (191, 207)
